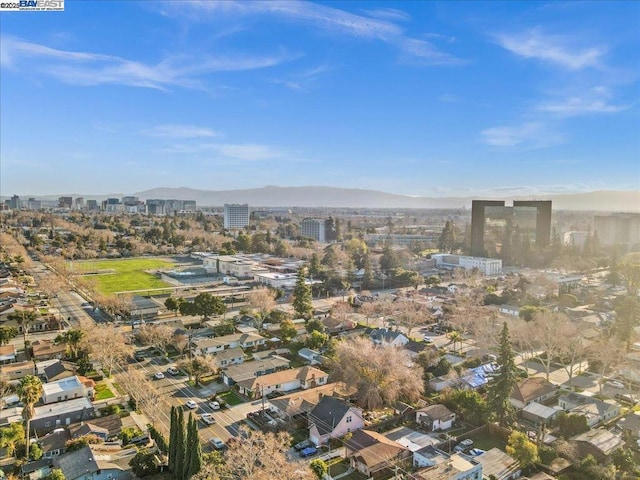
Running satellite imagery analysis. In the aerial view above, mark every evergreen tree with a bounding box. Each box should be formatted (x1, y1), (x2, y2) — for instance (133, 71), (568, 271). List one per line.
(182, 415), (193, 480)
(169, 406), (177, 470)
(187, 415), (202, 478)
(361, 253), (374, 290)
(487, 322), (518, 427)
(438, 220), (457, 253)
(293, 268), (313, 319)
(174, 408), (186, 478)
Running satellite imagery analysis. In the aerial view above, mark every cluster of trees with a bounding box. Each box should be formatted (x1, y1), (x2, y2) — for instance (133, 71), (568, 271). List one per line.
(165, 293), (227, 322)
(169, 406), (202, 480)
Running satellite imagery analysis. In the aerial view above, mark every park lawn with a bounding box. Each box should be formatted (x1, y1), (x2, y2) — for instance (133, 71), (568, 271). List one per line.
(71, 258), (174, 295)
(95, 383), (116, 400)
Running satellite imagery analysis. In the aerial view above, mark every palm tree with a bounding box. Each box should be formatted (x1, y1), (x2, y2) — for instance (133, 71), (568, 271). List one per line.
(449, 331), (462, 354)
(0, 326), (18, 345)
(18, 375), (43, 459)
(55, 329), (85, 359)
(7, 310), (37, 346)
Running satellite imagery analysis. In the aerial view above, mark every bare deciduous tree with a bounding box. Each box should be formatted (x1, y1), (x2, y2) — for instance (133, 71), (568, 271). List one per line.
(135, 324), (174, 353)
(246, 288), (276, 326)
(331, 337), (423, 410)
(82, 324), (133, 377)
(193, 426), (313, 480)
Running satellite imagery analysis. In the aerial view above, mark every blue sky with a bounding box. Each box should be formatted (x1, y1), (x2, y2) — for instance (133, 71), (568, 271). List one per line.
(1, 0), (639, 198)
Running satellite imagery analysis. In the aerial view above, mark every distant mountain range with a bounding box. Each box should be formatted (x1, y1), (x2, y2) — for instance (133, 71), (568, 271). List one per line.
(133, 186), (640, 212)
(9, 186), (640, 212)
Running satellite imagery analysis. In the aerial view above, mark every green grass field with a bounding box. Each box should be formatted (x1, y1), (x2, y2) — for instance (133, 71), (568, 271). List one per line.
(95, 383), (116, 400)
(71, 258), (175, 295)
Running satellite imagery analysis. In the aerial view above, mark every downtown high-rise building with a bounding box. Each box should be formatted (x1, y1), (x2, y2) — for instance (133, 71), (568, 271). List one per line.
(300, 218), (326, 243)
(471, 200), (552, 263)
(224, 203), (250, 230)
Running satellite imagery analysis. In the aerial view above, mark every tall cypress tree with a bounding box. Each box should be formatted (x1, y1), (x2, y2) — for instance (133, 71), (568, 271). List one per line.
(182, 415), (193, 480)
(187, 415), (202, 478)
(174, 408), (186, 479)
(168, 406), (177, 471)
(292, 267), (313, 320)
(487, 322), (518, 427)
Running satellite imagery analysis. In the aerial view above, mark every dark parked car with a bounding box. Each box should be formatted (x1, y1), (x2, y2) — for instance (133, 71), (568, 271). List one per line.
(294, 439), (312, 451)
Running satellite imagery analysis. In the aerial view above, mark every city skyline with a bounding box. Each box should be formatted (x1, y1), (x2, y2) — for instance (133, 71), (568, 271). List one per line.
(1, 1), (639, 197)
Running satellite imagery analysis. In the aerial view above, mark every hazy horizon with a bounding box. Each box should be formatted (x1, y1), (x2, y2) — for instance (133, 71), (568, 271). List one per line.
(1, 1), (639, 197)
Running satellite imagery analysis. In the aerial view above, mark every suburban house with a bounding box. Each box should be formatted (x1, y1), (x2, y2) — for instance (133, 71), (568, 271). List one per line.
(53, 445), (131, 480)
(510, 377), (558, 409)
(344, 429), (411, 479)
(474, 448), (521, 480)
(521, 402), (560, 425)
(221, 356), (290, 386)
(499, 305), (520, 317)
(236, 366), (328, 398)
(370, 328), (409, 347)
(39, 428), (71, 458)
(1, 359), (36, 381)
(558, 392), (620, 427)
(0, 344), (17, 364)
(268, 382), (349, 420)
(214, 347), (245, 368)
(191, 332), (267, 355)
(42, 376), (93, 405)
(42, 360), (77, 382)
(31, 397), (96, 435)
(69, 421), (109, 441)
(297, 347), (322, 365)
(31, 339), (67, 361)
(412, 449), (482, 480)
(308, 396), (365, 446)
(416, 404), (456, 431)
(573, 429), (624, 461)
(618, 412), (640, 449)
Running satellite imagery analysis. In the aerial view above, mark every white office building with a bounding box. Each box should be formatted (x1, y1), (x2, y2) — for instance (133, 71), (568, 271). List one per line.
(432, 254), (502, 276)
(300, 218), (326, 243)
(224, 204), (250, 230)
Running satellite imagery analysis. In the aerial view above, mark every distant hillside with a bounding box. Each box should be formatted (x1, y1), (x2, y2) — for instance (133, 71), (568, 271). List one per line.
(134, 186), (640, 212)
(7, 187), (639, 212)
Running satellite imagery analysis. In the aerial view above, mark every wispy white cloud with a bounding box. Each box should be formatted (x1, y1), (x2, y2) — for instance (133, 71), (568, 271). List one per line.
(481, 122), (564, 148)
(142, 124), (220, 138)
(361, 7), (411, 23)
(0, 34), (296, 90)
(536, 86), (632, 116)
(161, 1), (463, 66)
(494, 28), (605, 70)
(270, 63), (331, 91)
(162, 142), (295, 162)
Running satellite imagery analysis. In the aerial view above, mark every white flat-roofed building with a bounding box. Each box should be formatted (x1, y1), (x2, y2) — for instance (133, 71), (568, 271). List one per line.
(42, 376), (92, 405)
(254, 272), (299, 289)
(224, 203), (250, 230)
(202, 255), (256, 278)
(432, 254), (502, 276)
(301, 218), (326, 243)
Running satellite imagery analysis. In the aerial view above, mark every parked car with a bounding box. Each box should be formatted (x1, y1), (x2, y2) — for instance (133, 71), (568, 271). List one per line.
(469, 448), (485, 456)
(185, 400), (198, 410)
(300, 446), (318, 458)
(153, 372), (165, 380)
(167, 367), (179, 376)
(208, 401), (220, 410)
(454, 439), (473, 452)
(211, 438), (226, 450)
(423, 336), (433, 343)
(200, 413), (215, 425)
(294, 439), (312, 451)
(606, 380), (625, 389)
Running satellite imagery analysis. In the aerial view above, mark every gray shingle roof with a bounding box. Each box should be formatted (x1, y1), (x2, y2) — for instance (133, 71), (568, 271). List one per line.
(54, 446), (99, 479)
(309, 396), (352, 435)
